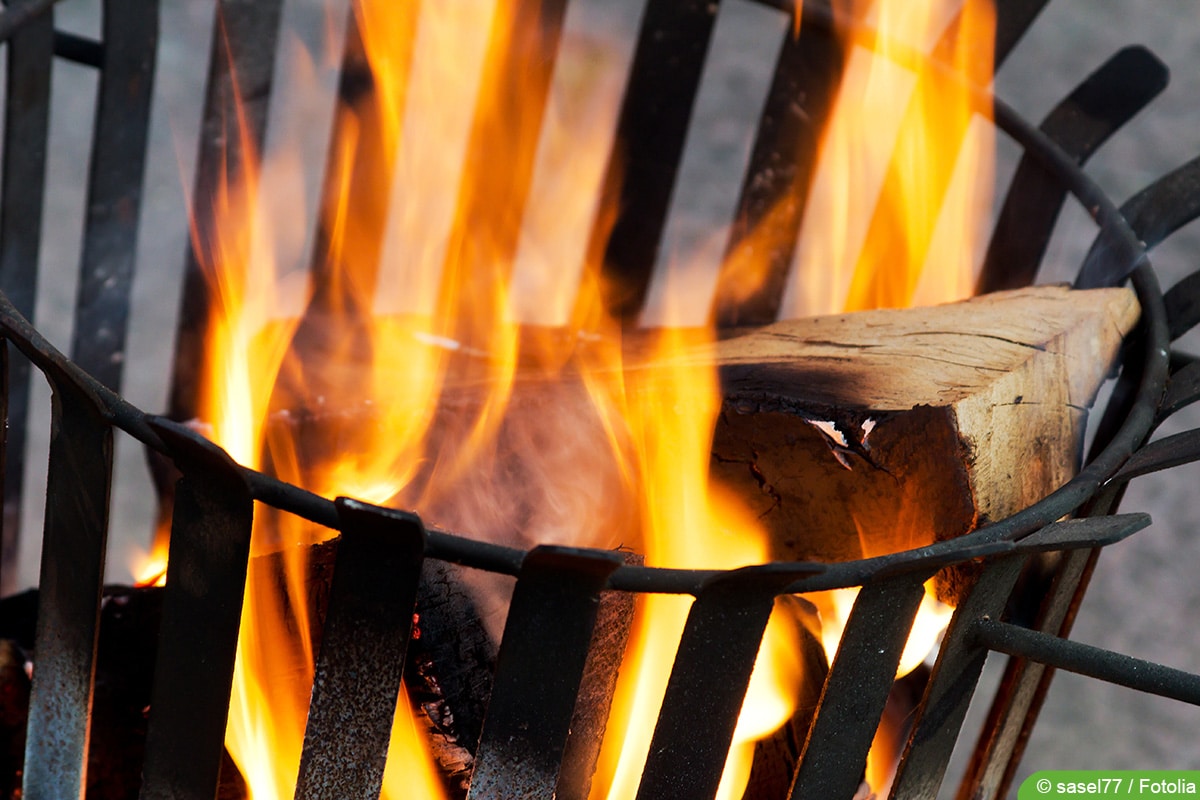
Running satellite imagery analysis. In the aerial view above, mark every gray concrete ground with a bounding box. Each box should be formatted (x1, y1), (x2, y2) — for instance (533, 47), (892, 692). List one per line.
(11, 0), (1200, 795)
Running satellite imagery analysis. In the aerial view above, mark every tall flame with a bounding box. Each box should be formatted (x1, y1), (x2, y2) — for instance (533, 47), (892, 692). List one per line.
(181, 0), (996, 796)
(784, 0), (995, 316)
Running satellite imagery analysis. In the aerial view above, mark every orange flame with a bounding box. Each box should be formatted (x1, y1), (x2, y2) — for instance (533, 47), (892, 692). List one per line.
(784, 0), (995, 317)
(177, 0), (994, 796)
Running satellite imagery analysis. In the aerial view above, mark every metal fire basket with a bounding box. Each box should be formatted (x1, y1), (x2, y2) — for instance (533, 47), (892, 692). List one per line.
(2, 0), (1200, 798)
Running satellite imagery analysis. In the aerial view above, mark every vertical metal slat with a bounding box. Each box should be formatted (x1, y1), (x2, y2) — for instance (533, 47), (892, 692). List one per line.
(789, 574), (928, 800)
(978, 47), (1167, 294)
(23, 382), (113, 800)
(468, 546), (622, 799)
(710, 19), (845, 327)
(0, 0), (54, 595)
(293, 499), (426, 800)
(635, 565), (816, 800)
(887, 556), (1025, 799)
(167, 0), (286, 422)
(69, 0), (159, 392)
(587, 0), (722, 324)
(138, 418), (254, 800)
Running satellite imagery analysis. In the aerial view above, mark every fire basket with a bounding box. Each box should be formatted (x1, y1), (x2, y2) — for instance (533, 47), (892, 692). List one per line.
(1, 0), (1200, 799)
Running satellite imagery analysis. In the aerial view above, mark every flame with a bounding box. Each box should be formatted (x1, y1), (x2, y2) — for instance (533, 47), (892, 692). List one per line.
(783, 0), (995, 316)
(176, 0), (995, 795)
(584, 321), (803, 800)
(131, 543), (168, 588)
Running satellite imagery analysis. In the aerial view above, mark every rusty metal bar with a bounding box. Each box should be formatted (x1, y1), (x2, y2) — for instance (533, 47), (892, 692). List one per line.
(468, 546), (622, 799)
(23, 382), (113, 800)
(294, 499), (426, 800)
(138, 419), (254, 800)
(636, 564), (816, 800)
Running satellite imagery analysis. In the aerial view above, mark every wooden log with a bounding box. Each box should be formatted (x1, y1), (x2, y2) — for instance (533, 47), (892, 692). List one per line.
(707, 284), (1139, 601)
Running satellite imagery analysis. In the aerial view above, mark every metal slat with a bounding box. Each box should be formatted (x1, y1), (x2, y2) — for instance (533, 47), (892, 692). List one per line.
(298, 0), (419, 328)
(1164, 270), (1200, 341)
(635, 565), (815, 800)
(22, 382), (113, 800)
(710, 19), (845, 327)
(468, 546), (621, 799)
(1080, 155), (1200, 291)
(294, 499), (426, 800)
(138, 419), (254, 800)
(890, 516), (1148, 800)
(974, 620), (1200, 706)
(977, 47), (1168, 294)
(954, 546), (1093, 800)
(433, 0), (568, 346)
(69, 0), (158, 393)
(167, 0), (286, 422)
(889, 557), (1027, 800)
(587, 0), (721, 324)
(0, 0), (54, 595)
(789, 574), (927, 800)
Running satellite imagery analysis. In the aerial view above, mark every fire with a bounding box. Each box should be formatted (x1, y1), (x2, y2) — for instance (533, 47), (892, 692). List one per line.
(784, 0), (995, 316)
(172, 0), (995, 796)
(131, 543), (168, 588)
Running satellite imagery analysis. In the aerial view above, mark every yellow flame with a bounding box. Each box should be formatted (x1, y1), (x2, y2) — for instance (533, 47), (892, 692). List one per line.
(179, 0), (994, 795)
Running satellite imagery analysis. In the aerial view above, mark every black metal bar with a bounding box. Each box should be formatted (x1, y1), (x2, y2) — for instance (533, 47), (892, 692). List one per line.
(636, 565), (812, 800)
(955, 546), (1092, 800)
(789, 574), (928, 800)
(975, 619), (1200, 706)
(53, 30), (104, 67)
(69, 0), (158, 393)
(22, 382), (113, 800)
(168, 0), (286, 421)
(977, 47), (1167, 293)
(468, 546), (621, 799)
(1112, 428), (1200, 483)
(294, 499), (426, 800)
(1158, 360), (1200, 423)
(890, 555), (1027, 800)
(710, 17), (845, 327)
(296, 0), (419, 339)
(1081, 155), (1200, 290)
(587, 0), (721, 324)
(1164, 270), (1200, 341)
(0, 0), (57, 42)
(138, 418), (254, 800)
(0, 0), (53, 595)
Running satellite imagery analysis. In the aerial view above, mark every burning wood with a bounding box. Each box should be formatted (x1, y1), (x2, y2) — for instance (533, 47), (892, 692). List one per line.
(710, 283), (1140, 602)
